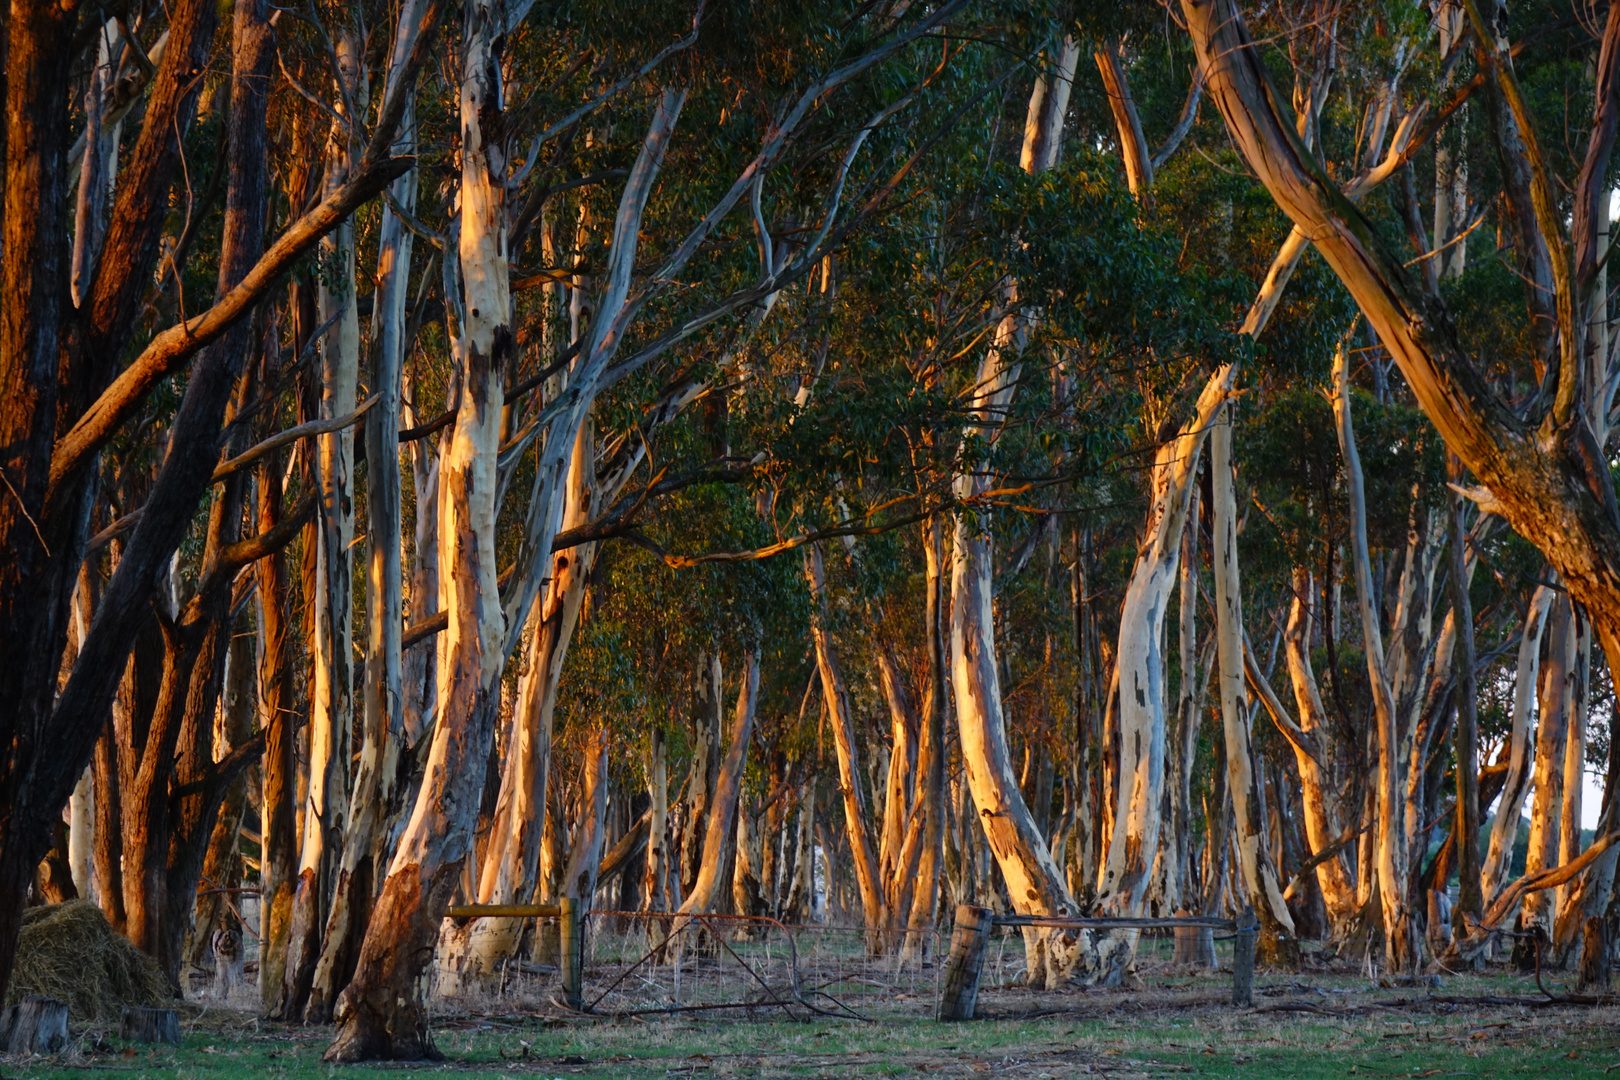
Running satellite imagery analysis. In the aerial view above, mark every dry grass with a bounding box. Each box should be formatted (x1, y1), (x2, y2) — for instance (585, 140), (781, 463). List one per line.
(7, 901), (172, 1023)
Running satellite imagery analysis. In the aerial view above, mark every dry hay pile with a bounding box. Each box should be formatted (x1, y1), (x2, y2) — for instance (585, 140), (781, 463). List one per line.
(7, 901), (172, 1023)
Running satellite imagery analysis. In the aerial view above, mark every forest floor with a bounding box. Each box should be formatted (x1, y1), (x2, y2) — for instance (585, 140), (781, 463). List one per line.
(5, 965), (1620, 1079)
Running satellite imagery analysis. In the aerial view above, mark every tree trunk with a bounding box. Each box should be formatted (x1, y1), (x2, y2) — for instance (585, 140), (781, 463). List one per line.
(1211, 404), (1297, 962)
(558, 724), (610, 905)
(463, 423), (592, 976)
(282, 33), (363, 1019)
(1333, 343), (1415, 972)
(1486, 586), (1554, 891)
(1279, 568), (1356, 925)
(256, 443), (296, 1011)
(1448, 471), (1485, 933)
(645, 729), (669, 912)
(1556, 617), (1591, 920)
(1093, 39), (1151, 194)
(1522, 596), (1574, 931)
(306, 35), (421, 1017)
(901, 518), (949, 959)
(677, 651), (760, 916)
(68, 767), (94, 903)
(877, 645), (917, 926)
(803, 544), (886, 933)
(1100, 366), (1232, 922)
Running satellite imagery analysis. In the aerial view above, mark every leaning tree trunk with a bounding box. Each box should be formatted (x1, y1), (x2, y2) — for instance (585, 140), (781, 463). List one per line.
(676, 652), (761, 917)
(949, 39), (1085, 992)
(1181, 0), (1620, 762)
(803, 543), (886, 934)
(461, 423), (592, 977)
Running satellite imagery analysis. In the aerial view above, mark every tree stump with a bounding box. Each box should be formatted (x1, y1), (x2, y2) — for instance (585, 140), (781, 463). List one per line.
(937, 904), (992, 1021)
(120, 1007), (180, 1045)
(1579, 916), (1611, 992)
(1172, 910), (1215, 968)
(0, 996), (69, 1054)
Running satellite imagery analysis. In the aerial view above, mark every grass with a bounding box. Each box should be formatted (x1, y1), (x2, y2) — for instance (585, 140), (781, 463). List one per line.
(8, 968), (1620, 1078)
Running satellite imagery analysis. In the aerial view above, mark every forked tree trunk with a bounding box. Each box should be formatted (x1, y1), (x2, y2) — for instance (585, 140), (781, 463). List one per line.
(677, 652), (760, 916)
(461, 424), (592, 977)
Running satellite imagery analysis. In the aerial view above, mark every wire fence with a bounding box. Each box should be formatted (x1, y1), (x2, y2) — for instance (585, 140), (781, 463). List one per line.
(423, 909), (1245, 1019)
(579, 912), (945, 1020)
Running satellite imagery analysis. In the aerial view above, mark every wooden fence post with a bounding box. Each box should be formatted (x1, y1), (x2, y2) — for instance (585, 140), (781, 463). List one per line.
(560, 897), (583, 1011)
(937, 904), (993, 1021)
(1232, 908), (1256, 1007)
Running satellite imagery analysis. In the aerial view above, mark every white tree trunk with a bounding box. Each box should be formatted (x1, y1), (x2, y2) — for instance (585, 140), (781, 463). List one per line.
(1279, 569), (1356, 922)
(1211, 404), (1295, 952)
(803, 543), (886, 933)
(677, 651), (760, 917)
(283, 36), (362, 1016)
(645, 729), (669, 912)
(1099, 365), (1233, 918)
(1521, 595), (1574, 930)
(1333, 342), (1415, 972)
(1481, 585), (1555, 899)
(326, 0), (511, 1052)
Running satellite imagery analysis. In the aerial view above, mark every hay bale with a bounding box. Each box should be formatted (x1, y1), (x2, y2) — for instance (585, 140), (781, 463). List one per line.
(8, 902), (171, 1023)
